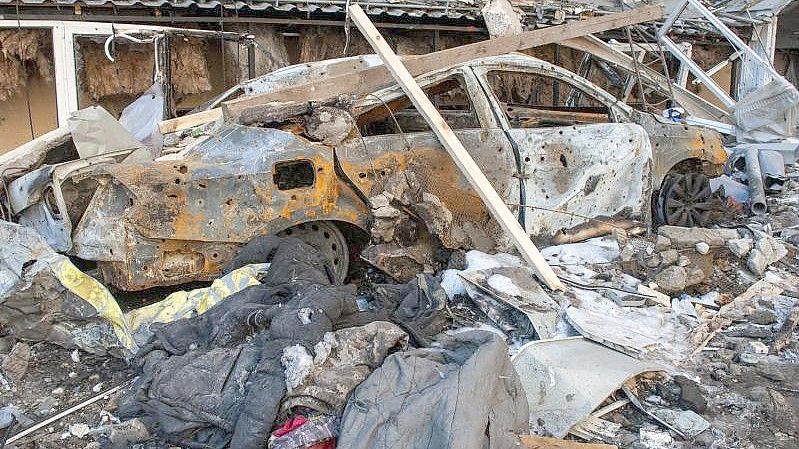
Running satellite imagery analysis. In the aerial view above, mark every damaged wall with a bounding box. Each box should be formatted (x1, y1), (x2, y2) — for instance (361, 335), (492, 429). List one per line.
(0, 28), (57, 154)
(296, 26), (484, 62)
(223, 24), (290, 86)
(685, 43), (735, 108)
(0, 28), (53, 101)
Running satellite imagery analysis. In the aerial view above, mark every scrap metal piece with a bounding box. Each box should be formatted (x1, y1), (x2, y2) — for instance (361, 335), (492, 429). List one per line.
(621, 385), (687, 439)
(565, 306), (661, 358)
(511, 336), (662, 438)
(458, 266), (561, 340)
(744, 148), (768, 215)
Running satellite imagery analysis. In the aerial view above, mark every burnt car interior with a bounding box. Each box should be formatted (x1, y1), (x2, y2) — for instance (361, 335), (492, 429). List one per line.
(358, 76), (479, 135)
(486, 70), (612, 128)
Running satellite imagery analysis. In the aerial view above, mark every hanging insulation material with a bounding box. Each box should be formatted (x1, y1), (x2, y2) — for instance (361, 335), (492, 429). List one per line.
(170, 37), (213, 98)
(79, 37), (213, 101)
(0, 29), (53, 101)
(299, 26), (374, 62)
(79, 39), (155, 101)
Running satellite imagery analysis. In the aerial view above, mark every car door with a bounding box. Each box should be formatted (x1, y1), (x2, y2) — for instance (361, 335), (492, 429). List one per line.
(336, 67), (518, 252)
(471, 61), (654, 241)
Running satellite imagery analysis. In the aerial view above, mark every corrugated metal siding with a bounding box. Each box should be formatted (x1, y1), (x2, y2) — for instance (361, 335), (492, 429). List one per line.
(0, 0), (484, 19)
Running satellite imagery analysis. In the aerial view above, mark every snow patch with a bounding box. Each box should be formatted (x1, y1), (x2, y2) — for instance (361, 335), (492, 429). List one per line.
(440, 250), (523, 298)
(281, 345), (313, 392)
(541, 237), (620, 265)
(487, 274), (523, 297)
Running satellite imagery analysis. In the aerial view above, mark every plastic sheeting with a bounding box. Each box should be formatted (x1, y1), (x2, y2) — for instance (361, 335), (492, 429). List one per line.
(0, 220), (269, 358)
(119, 83), (165, 156)
(734, 78), (799, 143)
(0, 221), (136, 358)
(68, 105), (144, 159)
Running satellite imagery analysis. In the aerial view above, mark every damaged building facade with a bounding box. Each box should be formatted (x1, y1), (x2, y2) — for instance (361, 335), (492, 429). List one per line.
(0, 0), (798, 449)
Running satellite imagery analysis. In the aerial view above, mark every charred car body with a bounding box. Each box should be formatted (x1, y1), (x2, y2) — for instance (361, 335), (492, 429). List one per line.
(1, 53), (725, 290)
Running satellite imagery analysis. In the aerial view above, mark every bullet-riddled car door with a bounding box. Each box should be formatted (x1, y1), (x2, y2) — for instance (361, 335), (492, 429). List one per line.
(338, 69), (517, 252)
(476, 67), (653, 240)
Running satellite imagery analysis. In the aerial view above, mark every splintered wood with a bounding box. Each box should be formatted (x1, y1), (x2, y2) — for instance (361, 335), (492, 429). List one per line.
(520, 435), (618, 449)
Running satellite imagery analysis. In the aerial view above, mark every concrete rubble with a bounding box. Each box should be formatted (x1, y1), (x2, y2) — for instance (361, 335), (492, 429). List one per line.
(0, 2), (798, 449)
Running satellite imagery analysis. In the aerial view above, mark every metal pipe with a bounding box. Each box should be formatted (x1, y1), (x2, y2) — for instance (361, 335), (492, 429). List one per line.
(744, 148), (767, 215)
(758, 149), (786, 192)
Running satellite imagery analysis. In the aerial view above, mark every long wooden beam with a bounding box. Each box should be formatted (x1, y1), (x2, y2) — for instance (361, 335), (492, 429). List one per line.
(218, 4), (663, 122)
(349, 4), (565, 291)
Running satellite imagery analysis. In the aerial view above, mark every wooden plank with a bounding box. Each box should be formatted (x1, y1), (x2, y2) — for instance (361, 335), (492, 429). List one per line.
(569, 416), (621, 442)
(520, 435), (618, 449)
(222, 5), (663, 121)
(158, 108), (223, 134)
(349, 4), (565, 291)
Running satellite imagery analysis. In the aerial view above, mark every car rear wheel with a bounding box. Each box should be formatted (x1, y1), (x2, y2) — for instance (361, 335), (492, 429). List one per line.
(277, 221), (349, 282)
(656, 173), (714, 227)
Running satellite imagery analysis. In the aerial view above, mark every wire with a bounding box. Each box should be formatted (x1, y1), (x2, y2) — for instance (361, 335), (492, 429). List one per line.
(625, 26), (650, 113)
(634, 25), (676, 108)
(365, 93), (414, 156)
(503, 202), (641, 231)
(343, 0), (352, 56)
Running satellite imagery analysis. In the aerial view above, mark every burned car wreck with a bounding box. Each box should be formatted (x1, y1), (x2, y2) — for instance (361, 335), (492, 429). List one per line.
(1, 53), (725, 291)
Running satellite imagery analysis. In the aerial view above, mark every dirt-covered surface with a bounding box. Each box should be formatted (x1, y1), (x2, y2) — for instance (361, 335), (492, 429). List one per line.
(0, 341), (132, 448)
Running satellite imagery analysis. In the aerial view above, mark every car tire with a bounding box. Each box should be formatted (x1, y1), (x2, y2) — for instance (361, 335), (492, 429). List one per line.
(656, 172), (714, 227)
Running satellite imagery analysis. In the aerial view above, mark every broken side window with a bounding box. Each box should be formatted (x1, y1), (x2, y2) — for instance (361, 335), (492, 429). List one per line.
(485, 70), (611, 129)
(357, 75), (479, 136)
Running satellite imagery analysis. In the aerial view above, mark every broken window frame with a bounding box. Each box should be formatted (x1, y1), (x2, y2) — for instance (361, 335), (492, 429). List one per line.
(354, 65), (500, 134)
(469, 59), (634, 132)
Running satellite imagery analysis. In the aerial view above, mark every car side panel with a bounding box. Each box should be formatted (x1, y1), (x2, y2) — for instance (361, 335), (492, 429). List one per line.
(506, 123), (653, 240)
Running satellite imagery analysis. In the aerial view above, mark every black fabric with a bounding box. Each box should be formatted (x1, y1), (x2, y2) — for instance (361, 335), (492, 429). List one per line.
(118, 237), (448, 449)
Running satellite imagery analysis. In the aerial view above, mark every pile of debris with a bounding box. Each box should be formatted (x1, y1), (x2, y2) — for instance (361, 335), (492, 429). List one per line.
(2, 213), (798, 448)
(0, 3), (799, 449)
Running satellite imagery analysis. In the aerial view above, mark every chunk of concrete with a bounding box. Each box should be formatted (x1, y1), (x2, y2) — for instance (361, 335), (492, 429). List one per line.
(304, 106), (355, 146)
(655, 266), (687, 293)
(654, 235), (672, 251)
(727, 238), (753, 258)
(747, 249), (769, 275)
(0, 342), (30, 383)
(481, 0), (523, 38)
(660, 249), (679, 266)
(658, 226), (739, 247)
(685, 266), (707, 287)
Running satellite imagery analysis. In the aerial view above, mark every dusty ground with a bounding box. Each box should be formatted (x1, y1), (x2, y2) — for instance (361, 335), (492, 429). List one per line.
(0, 341), (132, 448)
